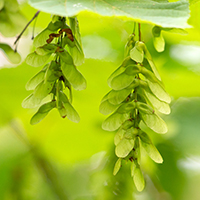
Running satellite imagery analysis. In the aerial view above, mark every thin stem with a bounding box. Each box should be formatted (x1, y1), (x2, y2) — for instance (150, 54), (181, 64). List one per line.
(134, 88), (138, 127)
(138, 23), (141, 41)
(14, 10), (40, 51)
(31, 11), (39, 40)
(133, 22), (136, 34)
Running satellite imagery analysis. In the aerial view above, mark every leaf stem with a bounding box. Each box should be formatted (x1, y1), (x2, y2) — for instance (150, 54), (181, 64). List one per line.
(14, 10), (40, 51)
(133, 22), (136, 34)
(138, 23), (141, 41)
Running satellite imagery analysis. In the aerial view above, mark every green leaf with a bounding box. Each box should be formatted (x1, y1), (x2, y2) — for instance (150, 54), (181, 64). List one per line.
(113, 158), (122, 176)
(161, 27), (188, 35)
(30, 101), (56, 125)
(139, 132), (163, 163)
(144, 90), (171, 114)
(147, 79), (171, 103)
(4, 0), (19, 12)
(26, 51), (51, 67)
(0, 7), (27, 37)
(0, 43), (21, 64)
(28, 0), (190, 28)
(130, 41), (144, 63)
(115, 137), (135, 158)
(140, 112), (168, 134)
(61, 61), (86, 91)
(102, 112), (130, 131)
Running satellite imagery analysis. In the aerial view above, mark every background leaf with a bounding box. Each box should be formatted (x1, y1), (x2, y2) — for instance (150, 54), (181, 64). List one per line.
(28, 0), (190, 28)
(0, 43), (21, 64)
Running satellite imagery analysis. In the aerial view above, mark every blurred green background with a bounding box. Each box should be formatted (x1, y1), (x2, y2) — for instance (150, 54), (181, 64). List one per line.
(1, 1), (200, 200)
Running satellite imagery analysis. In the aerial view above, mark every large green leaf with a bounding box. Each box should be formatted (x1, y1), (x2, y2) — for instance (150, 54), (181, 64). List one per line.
(28, 0), (190, 28)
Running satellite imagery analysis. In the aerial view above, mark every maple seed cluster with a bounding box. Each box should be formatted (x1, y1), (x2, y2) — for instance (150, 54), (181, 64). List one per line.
(100, 33), (171, 191)
(22, 16), (86, 125)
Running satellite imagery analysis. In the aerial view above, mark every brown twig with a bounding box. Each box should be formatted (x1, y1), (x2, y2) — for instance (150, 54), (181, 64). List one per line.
(14, 10), (40, 51)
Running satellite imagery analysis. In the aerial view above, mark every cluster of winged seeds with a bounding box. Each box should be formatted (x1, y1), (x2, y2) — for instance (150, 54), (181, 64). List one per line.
(22, 16), (86, 125)
(99, 33), (171, 191)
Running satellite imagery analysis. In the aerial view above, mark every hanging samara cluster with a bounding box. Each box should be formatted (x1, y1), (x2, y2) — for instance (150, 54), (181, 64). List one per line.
(22, 16), (86, 125)
(99, 29), (171, 191)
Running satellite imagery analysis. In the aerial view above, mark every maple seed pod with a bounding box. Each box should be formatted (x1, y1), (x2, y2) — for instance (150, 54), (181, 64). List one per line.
(100, 27), (170, 192)
(23, 15), (85, 124)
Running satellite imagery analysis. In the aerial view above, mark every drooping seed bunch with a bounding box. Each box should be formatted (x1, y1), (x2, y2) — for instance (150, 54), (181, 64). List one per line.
(99, 31), (171, 191)
(22, 16), (86, 125)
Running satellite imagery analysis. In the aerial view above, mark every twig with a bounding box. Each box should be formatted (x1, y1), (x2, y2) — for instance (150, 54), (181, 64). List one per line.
(14, 10), (40, 51)
(138, 23), (141, 41)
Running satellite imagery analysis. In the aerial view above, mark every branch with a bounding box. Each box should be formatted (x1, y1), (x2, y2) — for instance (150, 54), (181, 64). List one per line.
(14, 10), (40, 50)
